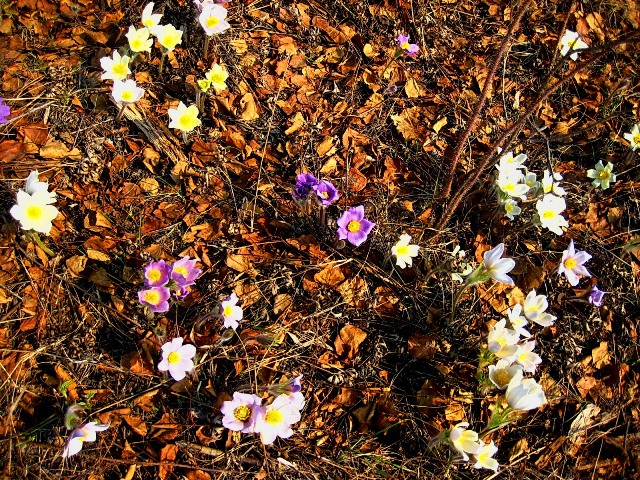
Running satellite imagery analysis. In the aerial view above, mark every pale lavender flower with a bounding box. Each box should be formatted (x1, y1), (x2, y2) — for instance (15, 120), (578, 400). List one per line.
(269, 375), (305, 410)
(336, 205), (375, 247)
(482, 243), (515, 286)
(397, 34), (419, 57)
(588, 285), (605, 307)
(143, 259), (170, 287)
(157, 337), (196, 381)
(220, 292), (243, 330)
(558, 240), (591, 286)
(0, 97), (10, 124)
(220, 392), (262, 433)
(138, 286), (171, 313)
(170, 256), (201, 287)
(254, 394), (302, 445)
(62, 422), (110, 458)
(293, 173), (319, 200)
(312, 180), (339, 206)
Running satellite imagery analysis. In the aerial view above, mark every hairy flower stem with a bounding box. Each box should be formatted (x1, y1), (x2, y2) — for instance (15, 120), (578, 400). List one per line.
(203, 36), (211, 58)
(435, 29), (640, 233)
(449, 282), (471, 323)
(378, 50), (403, 82)
(115, 103), (126, 122)
(196, 90), (203, 113)
(182, 131), (189, 144)
(439, 0), (534, 201)
(318, 205), (326, 227)
(158, 53), (166, 75)
(28, 231), (55, 257)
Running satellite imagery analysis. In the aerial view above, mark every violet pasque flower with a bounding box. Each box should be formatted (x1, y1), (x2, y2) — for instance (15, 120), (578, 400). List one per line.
(138, 286), (171, 313)
(157, 337), (196, 381)
(336, 205), (375, 247)
(558, 240), (591, 286)
(220, 392), (262, 433)
(170, 256), (201, 287)
(254, 394), (302, 445)
(312, 180), (339, 206)
(143, 259), (170, 287)
(62, 422), (110, 458)
(292, 173), (319, 200)
(0, 97), (11, 124)
(588, 285), (605, 307)
(397, 34), (419, 57)
(269, 375), (305, 409)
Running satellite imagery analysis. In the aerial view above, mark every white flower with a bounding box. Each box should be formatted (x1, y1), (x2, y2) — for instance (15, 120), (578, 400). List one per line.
(523, 290), (556, 326)
(524, 171), (538, 189)
(141, 3), (162, 31)
(503, 198), (521, 221)
(482, 243), (515, 286)
(167, 101), (202, 132)
(157, 337), (196, 381)
(391, 233), (420, 268)
(62, 422), (110, 458)
(452, 263), (473, 283)
(488, 359), (523, 389)
(203, 63), (229, 92)
(24, 170), (56, 202)
(505, 304), (530, 338)
(487, 319), (520, 360)
(126, 26), (153, 53)
(495, 151), (527, 175)
(497, 170), (529, 200)
(514, 340), (542, 373)
(473, 441), (499, 472)
(254, 394), (302, 445)
(505, 372), (547, 411)
(154, 24), (183, 51)
(111, 79), (145, 105)
(623, 124), (640, 151)
(199, 4), (230, 36)
(220, 293), (243, 330)
(536, 194), (568, 235)
(10, 190), (59, 234)
(560, 30), (588, 61)
(100, 51), (131, 81)
(558, 240), (591, 286)
(586, 160), (616, 190)
(542, 170), (566, 196)
(449, 422), (482, 461)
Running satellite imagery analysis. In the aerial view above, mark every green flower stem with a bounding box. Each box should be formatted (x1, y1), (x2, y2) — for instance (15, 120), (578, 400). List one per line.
(449, 282), (471, 323)
(27, 231), (55, 257)
(482, 403), (515, 436)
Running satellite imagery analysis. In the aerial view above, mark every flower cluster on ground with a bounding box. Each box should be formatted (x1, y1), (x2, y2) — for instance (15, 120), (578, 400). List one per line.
(10, 170), (59, 234)
(138, 256), (202, 313)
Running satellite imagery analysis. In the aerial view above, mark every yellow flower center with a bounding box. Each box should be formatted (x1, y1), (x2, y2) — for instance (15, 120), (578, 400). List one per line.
(121, 90), (134, 102)
(634, 133), (640, 143)
(143, 19), (154, 27)
(496, 337), (506, 347)
(564, 258), (577, 269)
(223, 305), (233, 317)
(505, 204), (514, 213)
(25, 205), (43, 220)
(234, 405), (251, 421)
(568, 39), (577, 49)
(396, 245), (409, 255)
(598, 170), (609, 180)
(503, 182), (515, 192)
(542, 210), (556, 220)
(113, 64), (127, 76)
(178, 114), (197, 131)
(206, 16), (220, 29)
(143, 290), (160, 305)
(147, 269), (162, 282)
(494, 370), (510, 386)
(131, 39), (143, 50)
(174, 266), (188, 277)
(264, 409), (283, 425)
(401, 41), (410, 50)
(347, 220), (361, 233)
(167, 351), (181, 364)
(210, 72), (226, 84)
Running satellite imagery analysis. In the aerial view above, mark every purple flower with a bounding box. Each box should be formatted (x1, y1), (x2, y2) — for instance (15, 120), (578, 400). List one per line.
(312, 180), (339, 206)
(143, 259), (170, 287)
(336, 205), (375, 247)
(170, 256), (201, 287)
(0, 97), (10, 124)
(558, 240), (591, 286)
(220, 392), (262, 433)
(292, 173), (319, 200)
(62, 422), (110, 458)
(397, 34), (419, 57)
(173, 286), (190, 301)
(588, 285), (605, 307)
(138, 286), (171, 313)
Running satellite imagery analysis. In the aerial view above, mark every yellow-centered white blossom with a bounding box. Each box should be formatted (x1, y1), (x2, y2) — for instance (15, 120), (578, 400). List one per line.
(391, 233), (420, 269)
(141, 3), (162, 31)
(154, 24), (183, 51)
(168, 101), (201, 132)
(10, 190), (59, 234)
(536, 194), (568, 235)
(586, 160), (616, 190)
(560, 30), (588, 61)
(126, 26), (153, 53)
(111, 79), (145, 105)
(623, 124), (640, 151)
(100, 51), (131, 81)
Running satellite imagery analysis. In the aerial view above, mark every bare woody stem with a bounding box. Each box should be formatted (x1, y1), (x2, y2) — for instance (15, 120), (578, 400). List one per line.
(435, 29), (640, 232)
(439, 0), (535, 200)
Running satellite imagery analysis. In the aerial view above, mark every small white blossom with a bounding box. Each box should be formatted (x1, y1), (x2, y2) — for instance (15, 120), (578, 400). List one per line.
(126, 26), (153, 53)
(586, 161), (616, 190)
(495, 151), (527, 175)
(542, 170), (566, 196)
(488, 359), (523, 390)
(199, 4), (230, 36)
(505, 372), (547, 411)
(473, 441), (499, 472)
(141, 3), (162, 31)
(482, 243), (515, 286)
(505, 304), (530, 338)
(487, 319), (520, 360)
(391, 233), (420, 269)
(449, 422), (482, 461)
(154, 24), (183, 51)
(503, 198), (521, 221)
(497, 170), (529, 200)
(558, 240), (591, 286)
(523, 290), (556, 326)
(111, 79), (145, 105)
(536, 194), (568, 235)
(100, 51), (131, 81)
(623, 124), (640, 151)
(560, 30), (588, 61)
(514, 340), (542, 373)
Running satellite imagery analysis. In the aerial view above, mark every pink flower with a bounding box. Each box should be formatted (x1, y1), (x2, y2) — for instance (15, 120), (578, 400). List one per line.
(220, 392), (262, 433)
(170, 256), (202, 287)
(143, 259), (170, 287)
(138, 286), (171, 313)
(62, 422), (110, 458)
(397, 34), (419, 57)
(254, 394), (302, 445)
(336, 205), (375, 247)
(157, 337), (196, 381)
(558, 240), (591, 286)
(588, 285), (605, 307)
(312, 180), (339, 206)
